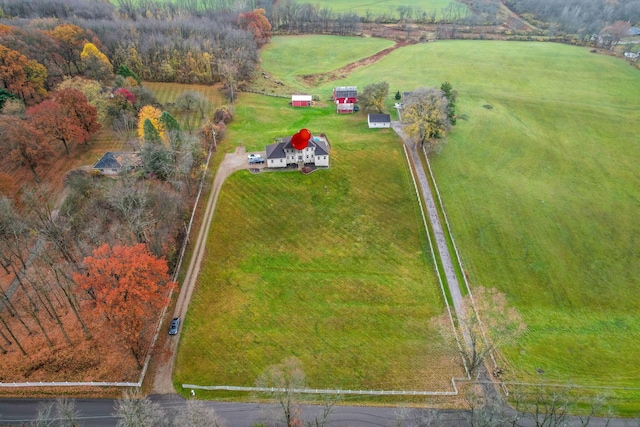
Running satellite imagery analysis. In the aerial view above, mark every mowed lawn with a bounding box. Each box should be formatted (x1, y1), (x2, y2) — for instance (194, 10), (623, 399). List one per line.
(174, 94), (461, 396)
(306, 40), (640, 409)
(295, 0), (466, 18)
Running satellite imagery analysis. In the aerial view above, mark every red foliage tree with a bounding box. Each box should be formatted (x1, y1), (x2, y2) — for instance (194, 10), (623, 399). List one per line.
(73, 244), (176, 367)
(114, 87), (136, 104)
(0, 116), (53, 182)
(238, 8), (272, 47)
(27, 100), (86, 156)
(53, 87), (101, 139)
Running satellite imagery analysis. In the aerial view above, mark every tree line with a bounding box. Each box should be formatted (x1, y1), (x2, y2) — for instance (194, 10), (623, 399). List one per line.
(0, 0), (265, 89)
(506, 0), (640, 39)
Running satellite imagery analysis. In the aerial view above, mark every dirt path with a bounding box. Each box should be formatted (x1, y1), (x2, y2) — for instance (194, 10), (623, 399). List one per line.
(151, 146), (249, 394)
(299, 40), (416, 86)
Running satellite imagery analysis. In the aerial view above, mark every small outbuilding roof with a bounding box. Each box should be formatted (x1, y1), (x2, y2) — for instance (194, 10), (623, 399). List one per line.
(368, 114), (391, 123)
(93, 152), (142, 170)
(628, 27), (640, 36)
(334, 86), (357, 98)
(292, 94), (313, 101)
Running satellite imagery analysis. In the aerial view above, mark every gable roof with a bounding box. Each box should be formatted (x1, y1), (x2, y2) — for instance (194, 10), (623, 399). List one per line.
(266, 142), (286, 159)
(292, 94), (312, 101)
(368, 114), (391, 123)
(93, 152), (142, 170)
(334, 86), (357, 98)
(313, 139), (329, 156)
(266, 135), (330, 159)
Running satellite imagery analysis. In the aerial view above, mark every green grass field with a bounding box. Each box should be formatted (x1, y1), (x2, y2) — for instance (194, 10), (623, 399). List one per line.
(259, 35), (394, 94)
(171, 36), (640, 411)
(295, 0), (466, 19)
(258, 38), (640, 411)
(173, 94), (463, 397)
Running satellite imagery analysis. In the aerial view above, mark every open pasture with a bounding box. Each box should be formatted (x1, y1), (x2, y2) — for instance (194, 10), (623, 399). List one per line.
(262, 37), (640, 410)
(174, 94), (463, 397)
(295, 0), (466, 18)
(259, 35), (394, 93)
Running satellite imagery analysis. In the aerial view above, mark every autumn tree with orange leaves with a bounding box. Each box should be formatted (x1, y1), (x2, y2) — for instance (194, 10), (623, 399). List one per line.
(0, 116), (53, 182)
(73, 244), (176, 368)
(48, 24), (87, 76)
(238, 8), (272, 47)
(0, 44), (47, 106)
(27, 100), (86, 156)
(53, 87), (101, 138)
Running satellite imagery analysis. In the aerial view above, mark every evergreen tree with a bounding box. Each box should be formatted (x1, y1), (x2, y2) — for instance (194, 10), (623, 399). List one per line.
(143, 118), (161, 143)
(440, 81), (457, 126)
(116, 64), (141, 85)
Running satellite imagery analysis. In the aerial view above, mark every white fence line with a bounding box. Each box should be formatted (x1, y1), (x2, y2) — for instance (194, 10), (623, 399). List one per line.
(0, 382), (139, 388)
(403, 145), (471, 380)
(421, 146), (499, 371)
(183, 378), (461, 396)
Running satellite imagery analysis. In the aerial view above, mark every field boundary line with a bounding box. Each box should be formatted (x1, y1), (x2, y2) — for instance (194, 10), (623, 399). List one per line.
(403, 145), (471, 381)
(0, 381), (139, 388)
(421, 145), (503, 392)
(182, 380), (460, 396)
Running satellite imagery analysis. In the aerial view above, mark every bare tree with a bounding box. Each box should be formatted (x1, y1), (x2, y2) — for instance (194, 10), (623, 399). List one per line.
(432, 287), (526, 376)
(256, 356), (307, 427)
(173, 400), (224, 427)
(175, 91), (209, 119)
(114, 389), (169, 427)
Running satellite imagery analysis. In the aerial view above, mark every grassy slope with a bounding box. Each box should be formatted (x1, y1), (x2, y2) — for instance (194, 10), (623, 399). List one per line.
(295, 0), (465, 18)
(174, 94), (461, 395)
(259, 35), (394, 94)
(332, 40), (639, 406)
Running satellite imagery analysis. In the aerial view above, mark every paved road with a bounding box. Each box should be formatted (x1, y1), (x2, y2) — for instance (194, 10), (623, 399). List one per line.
(0, 396), (633, 426)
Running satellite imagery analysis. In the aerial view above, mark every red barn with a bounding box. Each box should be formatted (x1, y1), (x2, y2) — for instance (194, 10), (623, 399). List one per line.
(333, 86), (357, 104)
(291, 94), (313, 107)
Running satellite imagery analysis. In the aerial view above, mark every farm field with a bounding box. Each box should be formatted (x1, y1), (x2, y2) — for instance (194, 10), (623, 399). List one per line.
(259, 35), (394, 94)
(173, 94), (463, 398)
(341, 40), (639, 409)
(255, 38), (640, 410)
(295, 0), (466, 18)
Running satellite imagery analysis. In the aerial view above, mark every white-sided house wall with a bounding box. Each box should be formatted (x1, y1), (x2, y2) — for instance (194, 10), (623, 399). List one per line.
(268, 158), (286, 168)
(314, 154), (329, 166)
(266, 134), (331, 168)
(367, 114), (391, 128)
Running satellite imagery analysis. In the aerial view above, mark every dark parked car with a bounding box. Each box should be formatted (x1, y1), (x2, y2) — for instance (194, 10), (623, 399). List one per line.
(169, 317), (180, 335)
(353, 105), (360, 112)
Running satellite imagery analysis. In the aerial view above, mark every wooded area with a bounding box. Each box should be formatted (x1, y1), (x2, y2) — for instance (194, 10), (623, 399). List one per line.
(0, 0), (244, 382)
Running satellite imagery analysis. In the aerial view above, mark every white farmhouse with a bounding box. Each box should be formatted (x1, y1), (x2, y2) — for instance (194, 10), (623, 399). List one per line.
(265, 134), (330, 168)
